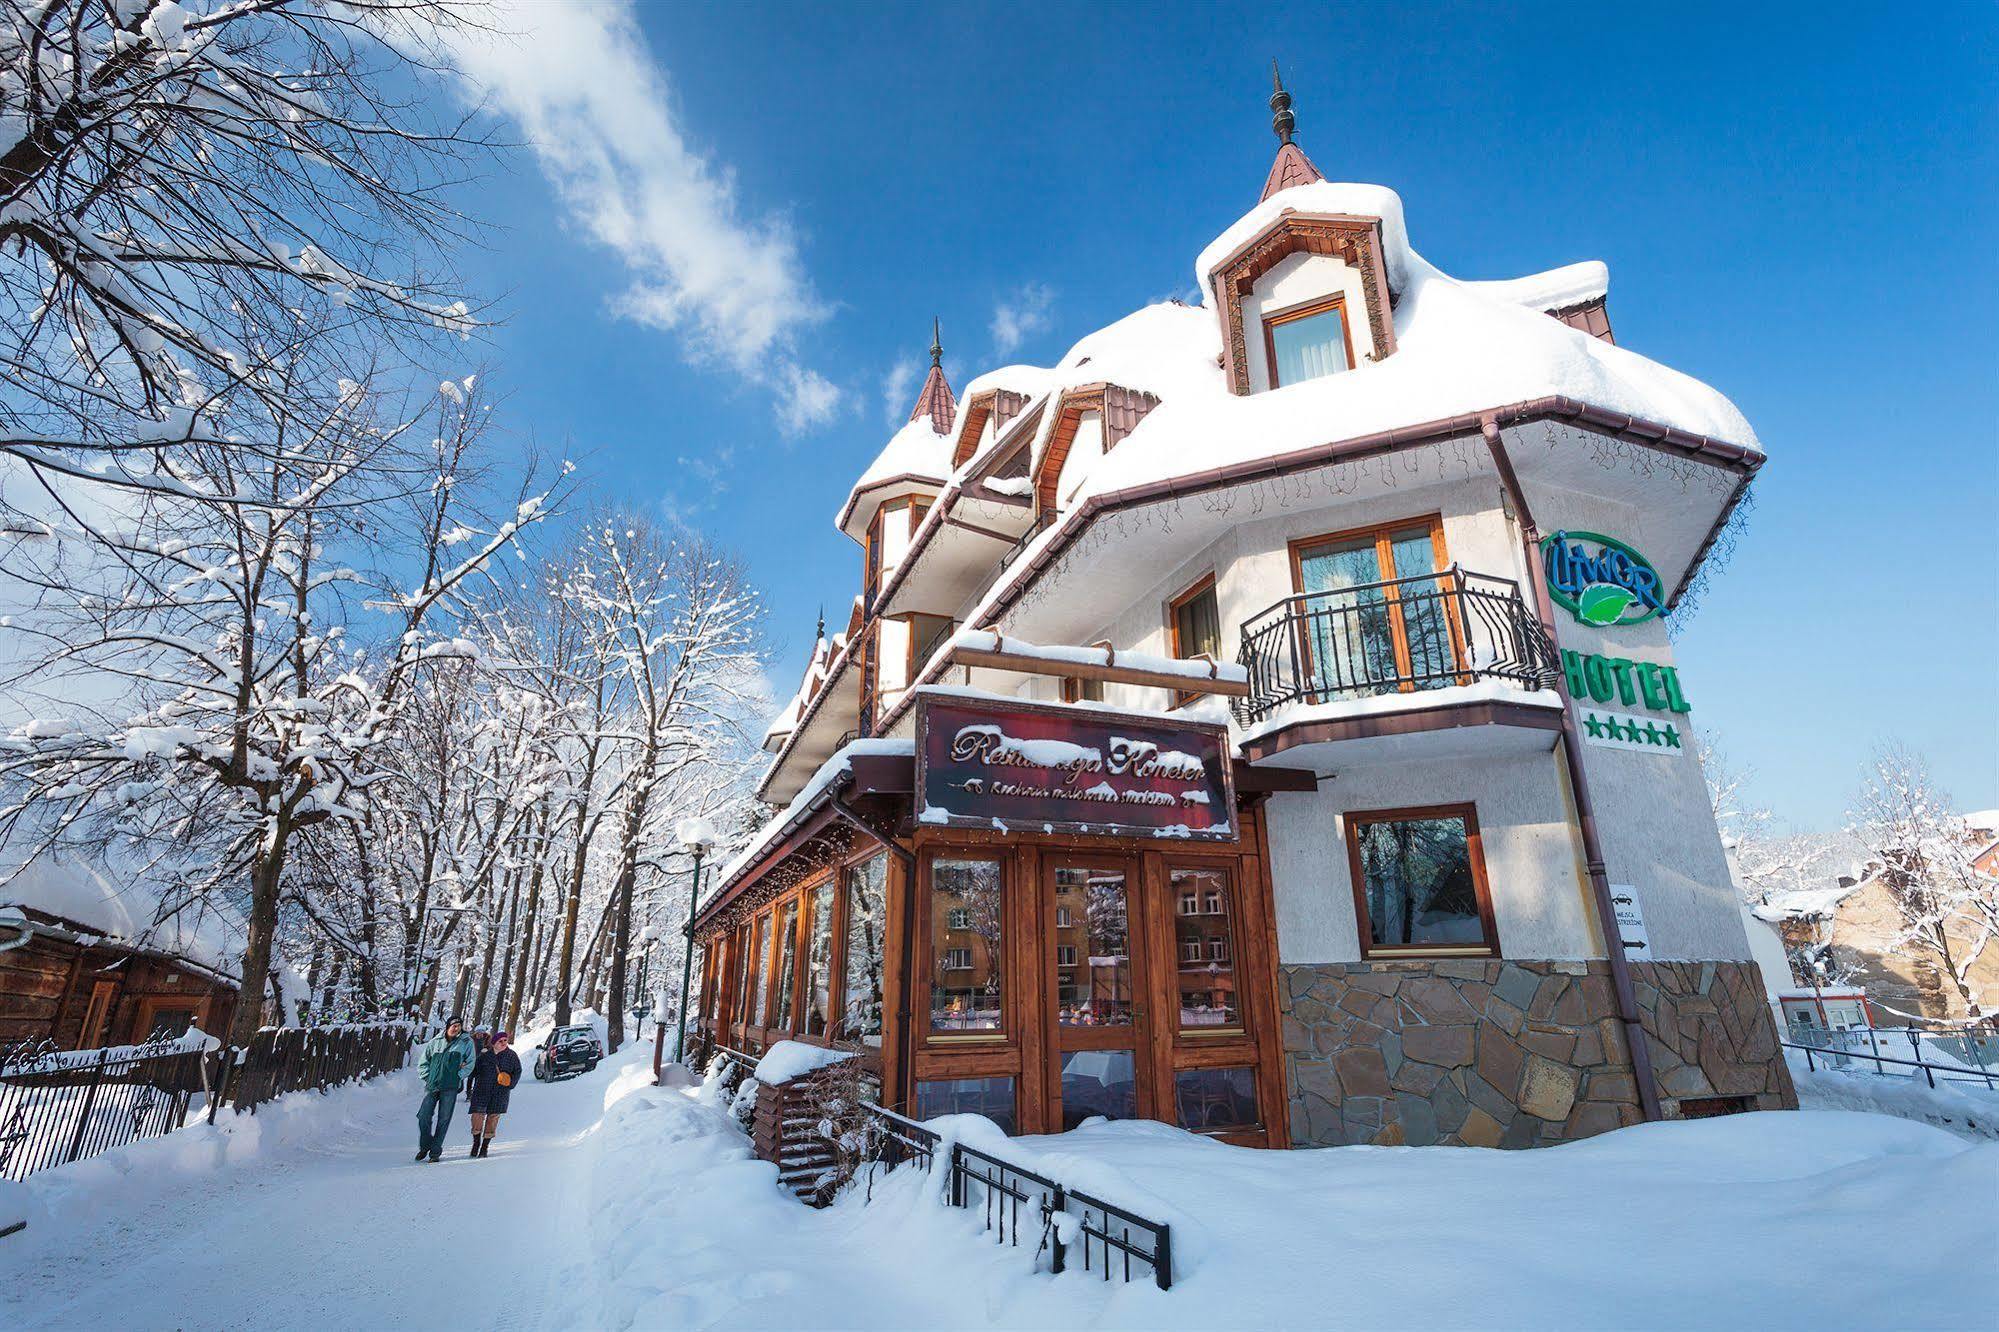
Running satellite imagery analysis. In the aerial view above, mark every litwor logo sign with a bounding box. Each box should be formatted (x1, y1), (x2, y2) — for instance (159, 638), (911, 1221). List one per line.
(1541, 530), (1664, 627)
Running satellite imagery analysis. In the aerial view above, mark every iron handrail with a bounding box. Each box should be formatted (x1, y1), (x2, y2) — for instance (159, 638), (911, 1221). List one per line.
(855, 1102), (1172, 1290)
(1233, 564), (1559, 725)
(1783, 1039), (1999, 1091)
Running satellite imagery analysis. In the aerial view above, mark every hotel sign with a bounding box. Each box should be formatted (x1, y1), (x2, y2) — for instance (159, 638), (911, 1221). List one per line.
(914, 695), (1236, 842)
(1541, 530), (1664, 627)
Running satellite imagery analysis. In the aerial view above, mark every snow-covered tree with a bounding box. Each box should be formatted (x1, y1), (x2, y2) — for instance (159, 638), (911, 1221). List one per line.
(0, 369), (555, 1044)
(1847, 743), (1999, 1022)
(1, 0), (490, 482)
(1700, 731), (1834, 906)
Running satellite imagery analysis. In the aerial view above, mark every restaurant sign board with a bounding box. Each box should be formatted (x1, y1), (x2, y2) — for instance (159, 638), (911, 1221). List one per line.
(915, 694), (1236, 842)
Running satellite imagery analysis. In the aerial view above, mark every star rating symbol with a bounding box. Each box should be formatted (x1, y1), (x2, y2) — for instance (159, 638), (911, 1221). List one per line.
(1583, 713), (1605, 738)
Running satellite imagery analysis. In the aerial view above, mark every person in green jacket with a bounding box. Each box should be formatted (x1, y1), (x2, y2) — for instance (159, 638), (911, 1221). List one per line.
(415, 1016), (476, 1162)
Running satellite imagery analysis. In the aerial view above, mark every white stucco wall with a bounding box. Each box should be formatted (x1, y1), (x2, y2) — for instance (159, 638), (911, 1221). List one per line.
(1244, 251), (1377, 392)
(1263, 753), (1597, 965)
(1530, 485), (1752, 963)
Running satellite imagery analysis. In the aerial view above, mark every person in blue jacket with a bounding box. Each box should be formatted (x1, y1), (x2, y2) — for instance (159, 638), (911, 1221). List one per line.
(415, 1015), (476, 1162)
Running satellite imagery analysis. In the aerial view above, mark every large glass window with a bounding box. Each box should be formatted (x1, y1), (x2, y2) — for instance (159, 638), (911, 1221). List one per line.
(1170, 575), (1221, 706)
(1266, 298), (1351, 387)
(1347, 806), (1496, 955)
(772, 899), (800, 1032)
(1053, 867), (1133, 1027)
(731, 925), (750, 1026)
(1060, 1049), (1135, 1131)
(1174, 1066), (1259, 1132)
(748, 911), (771, 1027)
(915, 1076), (1016, 1134)
(840, 854), (886, 1046)
(1294, 519), (1453, 699)
(929, 857), (1004, 1034)
(804, 880), (834, 1037)
(1173, 866), (1240, 1031)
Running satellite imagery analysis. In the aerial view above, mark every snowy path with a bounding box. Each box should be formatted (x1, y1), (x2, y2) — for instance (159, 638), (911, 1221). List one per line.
(1, 1042), (641, 1331)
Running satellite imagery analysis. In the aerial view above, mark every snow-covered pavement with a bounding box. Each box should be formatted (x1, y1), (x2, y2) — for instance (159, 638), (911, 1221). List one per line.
(1, 1040), (643, 1330)
(4, 1040), (1995, 1330)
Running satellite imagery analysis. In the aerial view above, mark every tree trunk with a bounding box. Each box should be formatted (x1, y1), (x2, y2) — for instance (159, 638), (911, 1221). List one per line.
(506, 848), (548, 1034)
(229, 828), (290, 1047)
(553, 828), (589, 1026)
(487, 864), (525, 1030)
(472, 868), (512, 1027)
(605, 860), (635, 1054)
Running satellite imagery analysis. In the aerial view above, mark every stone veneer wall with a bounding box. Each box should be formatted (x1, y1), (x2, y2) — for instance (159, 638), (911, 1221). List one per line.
(1279, 958), (1795, 1148)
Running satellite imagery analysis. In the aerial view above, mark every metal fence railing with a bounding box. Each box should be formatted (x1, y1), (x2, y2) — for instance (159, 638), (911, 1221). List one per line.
(0, 1024), (422, 1183)
(1234, 566), (1559, 726)
(1783, 1034), (1999, 1092)
(0, 1035), (209, 1182)
(857, 1103), (1173, 1291)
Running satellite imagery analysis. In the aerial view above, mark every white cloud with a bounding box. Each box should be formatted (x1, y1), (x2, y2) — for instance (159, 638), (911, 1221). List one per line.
(880, 355), (919, 426)
(774, 364), (842, 435)
(990, 282), (1054, 355)
(445, 2), (841, 434)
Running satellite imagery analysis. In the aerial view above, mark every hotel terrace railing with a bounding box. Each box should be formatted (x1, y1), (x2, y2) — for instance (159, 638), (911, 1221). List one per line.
(1233, 567), (1560, 726)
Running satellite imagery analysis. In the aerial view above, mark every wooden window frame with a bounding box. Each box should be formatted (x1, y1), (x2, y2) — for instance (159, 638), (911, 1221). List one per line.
(1059, 676), (1104, 704)
(905, 612), (955, 687)
(919, 849), (1012, 1046)
(1342, 802), (1501, 959)
(79, 979), (119, 1050)
(1166, 859), (1248, 1039)
(1166, 572), (1220, 707)
(1286, 514), (1466, 696)
(834, 848), (891, 1052)
(1261, 291), (1357, 390)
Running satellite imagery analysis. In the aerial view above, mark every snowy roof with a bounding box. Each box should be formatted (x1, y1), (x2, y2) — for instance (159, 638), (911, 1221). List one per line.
(1466, 260), (1610, 314)
(839, 416), (952, 534)
(937, 180), (1756, 520)
(1752, 875), (1875, 923)
(712, 737), (914, 906)
(0, 855), (248, 983)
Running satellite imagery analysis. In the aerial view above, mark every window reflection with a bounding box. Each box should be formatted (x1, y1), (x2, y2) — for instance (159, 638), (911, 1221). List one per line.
(915, 1077), (1016, 1134)
(930, 858), (1003, 1033)
(1173, 867), (1239, 1030)
(1053, 867), (1133, 1027)
(1061, 1049), (1136, 1131)
(841, 855), (886, 1046)
(1174, 1066), (1258, 1132)
(747, 912), (769, 1027)
(772, 899), (799, 1032)
(804, 880), (834, 1036)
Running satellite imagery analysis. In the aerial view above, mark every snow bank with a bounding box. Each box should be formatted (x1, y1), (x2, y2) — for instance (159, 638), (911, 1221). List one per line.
(1790, 1054), (1999, 1141)
(577, 1067), (1993, 1331)
(751, 1039), (855, 1086)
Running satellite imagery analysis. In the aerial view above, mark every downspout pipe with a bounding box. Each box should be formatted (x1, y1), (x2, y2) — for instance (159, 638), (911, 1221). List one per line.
(1483, 415), (1663, 1123)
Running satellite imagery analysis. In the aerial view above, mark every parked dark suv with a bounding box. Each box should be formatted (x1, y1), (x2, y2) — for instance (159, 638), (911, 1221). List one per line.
(532, 1024), (603, 1081)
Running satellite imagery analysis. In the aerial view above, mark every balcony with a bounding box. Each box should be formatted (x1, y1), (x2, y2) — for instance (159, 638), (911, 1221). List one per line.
(1233, 568), (1561, 736)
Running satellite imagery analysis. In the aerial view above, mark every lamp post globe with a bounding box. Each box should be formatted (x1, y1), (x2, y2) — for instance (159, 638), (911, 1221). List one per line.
(672, 820), (716, 1066)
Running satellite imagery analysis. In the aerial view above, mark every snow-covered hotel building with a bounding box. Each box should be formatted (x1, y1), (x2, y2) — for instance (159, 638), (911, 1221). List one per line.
(691, 80), (1794, 1150)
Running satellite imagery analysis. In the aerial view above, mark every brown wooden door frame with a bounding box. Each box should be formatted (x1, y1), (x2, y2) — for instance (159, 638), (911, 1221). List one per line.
(1041, 851), (1156, 1130)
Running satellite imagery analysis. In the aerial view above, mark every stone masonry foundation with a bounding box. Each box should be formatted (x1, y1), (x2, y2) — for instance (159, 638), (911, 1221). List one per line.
(1280, 958), (1796, 1148)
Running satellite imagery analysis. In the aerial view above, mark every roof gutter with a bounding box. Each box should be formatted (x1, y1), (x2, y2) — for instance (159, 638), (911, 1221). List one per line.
(870, 395), (1761, 739)
(1483, 414), (1662, 1123)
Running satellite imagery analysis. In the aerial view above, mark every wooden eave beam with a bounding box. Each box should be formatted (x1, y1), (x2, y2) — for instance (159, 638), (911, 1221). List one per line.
(946, 644), (1251, 698)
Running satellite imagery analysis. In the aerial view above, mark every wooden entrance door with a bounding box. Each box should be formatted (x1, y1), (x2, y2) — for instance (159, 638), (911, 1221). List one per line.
(1044, 856), (1153, 1131)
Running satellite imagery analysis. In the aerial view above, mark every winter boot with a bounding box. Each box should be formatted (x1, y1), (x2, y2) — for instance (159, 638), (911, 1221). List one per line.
(477, 1137), (491, 1158)
(468, 1138), (480, 1159)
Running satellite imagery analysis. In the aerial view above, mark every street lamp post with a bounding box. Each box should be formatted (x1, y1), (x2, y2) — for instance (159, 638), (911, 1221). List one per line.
(672, 819), (715, 1066)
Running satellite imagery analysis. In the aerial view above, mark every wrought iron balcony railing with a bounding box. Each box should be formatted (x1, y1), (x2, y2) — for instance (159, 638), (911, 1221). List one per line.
(1233, 567), (1560, 726)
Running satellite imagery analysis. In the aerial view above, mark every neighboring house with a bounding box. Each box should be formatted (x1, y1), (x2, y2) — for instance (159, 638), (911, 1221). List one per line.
(0, 858), (248, 1050)
(1751, 811), (1999, 1028)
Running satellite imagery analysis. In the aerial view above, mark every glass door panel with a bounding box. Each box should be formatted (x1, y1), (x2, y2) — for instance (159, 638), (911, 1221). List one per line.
(1048, 861), (1148, 1132)
(1296, 537), (1396, 696)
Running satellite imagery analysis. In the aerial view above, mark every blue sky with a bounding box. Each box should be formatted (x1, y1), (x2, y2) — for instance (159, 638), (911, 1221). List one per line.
(444, 1), (1996, 831)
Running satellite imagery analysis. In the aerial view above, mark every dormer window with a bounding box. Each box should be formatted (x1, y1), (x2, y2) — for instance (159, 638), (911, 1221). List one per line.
(1264, 294), (1353, 388)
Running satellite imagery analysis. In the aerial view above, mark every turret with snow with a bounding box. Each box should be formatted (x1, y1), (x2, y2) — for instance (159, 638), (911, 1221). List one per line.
(699, 73), (1793, 1153)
